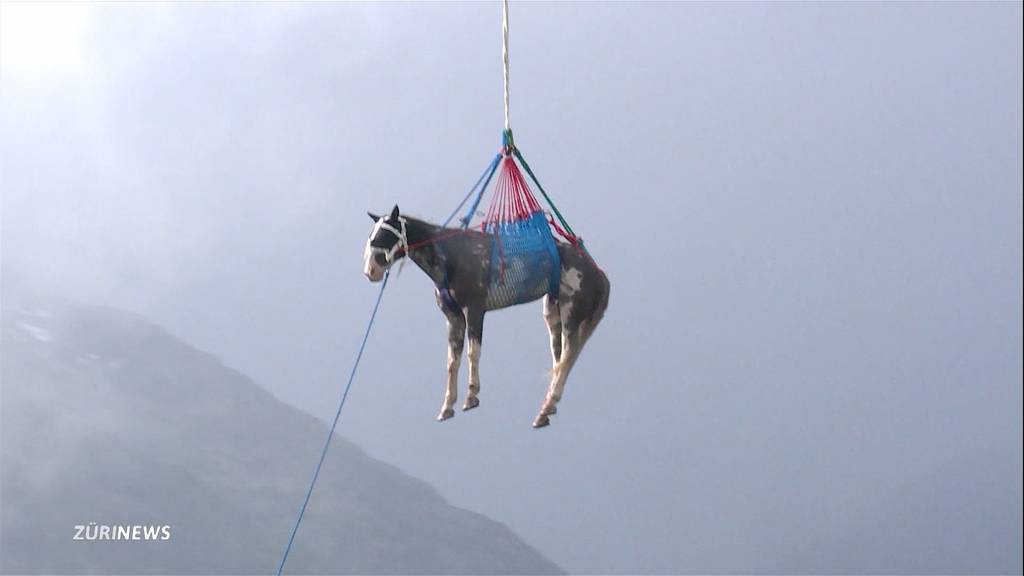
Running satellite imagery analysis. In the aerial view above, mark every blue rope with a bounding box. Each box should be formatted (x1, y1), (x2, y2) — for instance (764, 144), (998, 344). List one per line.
(461, 153), (502, 229)
(443, 154), (501, 229)
(277, 152), (501, 574)
(276, 271), (390, 576)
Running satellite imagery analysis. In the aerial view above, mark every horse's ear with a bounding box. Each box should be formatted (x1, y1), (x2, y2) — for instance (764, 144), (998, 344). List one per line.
(390, 205), (400, 220)
(368, 211), (380, 222)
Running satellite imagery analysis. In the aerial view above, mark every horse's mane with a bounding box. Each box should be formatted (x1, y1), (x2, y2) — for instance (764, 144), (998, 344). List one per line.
(402, 214), (490, 240)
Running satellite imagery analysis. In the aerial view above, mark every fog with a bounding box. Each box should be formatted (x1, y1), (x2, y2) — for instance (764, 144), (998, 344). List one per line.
(2, 2), (1021, 573)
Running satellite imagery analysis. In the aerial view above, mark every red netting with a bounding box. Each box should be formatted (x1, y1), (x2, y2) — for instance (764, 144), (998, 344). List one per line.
(482, 155), (543, 226)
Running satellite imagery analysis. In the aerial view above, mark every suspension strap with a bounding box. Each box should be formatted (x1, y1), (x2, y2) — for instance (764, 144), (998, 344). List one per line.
(444, 154), (499, 228)
(502, 0), (511, 132)
(512, 147), (590, 258)
(462, 152), (502, 229)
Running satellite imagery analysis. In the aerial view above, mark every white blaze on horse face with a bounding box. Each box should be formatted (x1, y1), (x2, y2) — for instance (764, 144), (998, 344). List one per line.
(363, 216), (409, 282)
(363, 218), (389, 282)
(363, 240), (386, 282)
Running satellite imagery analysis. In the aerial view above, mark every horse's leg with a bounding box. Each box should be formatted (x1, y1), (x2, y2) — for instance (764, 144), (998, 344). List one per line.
(540, 295), (562, 417)
(543, 294), (562, 367)
(534, 328), (582, 428)
(463, 307), (485, 411)
(437, 292), (465, 421)
(534, 272), (609, 428)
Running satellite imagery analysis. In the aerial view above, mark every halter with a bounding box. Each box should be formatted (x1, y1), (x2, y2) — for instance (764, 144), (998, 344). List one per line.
(366, 216), (409, 265)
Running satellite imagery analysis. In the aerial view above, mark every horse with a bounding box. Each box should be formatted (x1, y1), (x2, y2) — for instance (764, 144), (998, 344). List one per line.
(363, 205), (609, 428)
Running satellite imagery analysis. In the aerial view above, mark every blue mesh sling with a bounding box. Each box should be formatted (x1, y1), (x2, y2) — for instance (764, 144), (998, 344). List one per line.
(474, 147), (561, 310)
(483, 211), (560, 309)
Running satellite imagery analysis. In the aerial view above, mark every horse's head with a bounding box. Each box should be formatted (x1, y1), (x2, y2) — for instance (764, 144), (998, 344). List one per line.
(363, 205), (407, 282)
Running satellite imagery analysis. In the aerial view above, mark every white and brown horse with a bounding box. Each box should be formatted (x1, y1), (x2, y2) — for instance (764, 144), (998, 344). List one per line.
(364, 205), (609, 428)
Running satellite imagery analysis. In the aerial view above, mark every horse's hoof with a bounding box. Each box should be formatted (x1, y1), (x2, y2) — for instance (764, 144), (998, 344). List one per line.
(437, 408), (455, 421)
(462, 397), (480, 411)
(532, 414), (550, 428)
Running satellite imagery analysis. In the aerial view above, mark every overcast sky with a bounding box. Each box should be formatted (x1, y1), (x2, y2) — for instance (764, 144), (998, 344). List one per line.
(2, 2), (1022, 573)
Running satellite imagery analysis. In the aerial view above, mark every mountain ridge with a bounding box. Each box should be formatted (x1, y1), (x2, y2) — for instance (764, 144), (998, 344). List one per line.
(1, 299), (563, 575)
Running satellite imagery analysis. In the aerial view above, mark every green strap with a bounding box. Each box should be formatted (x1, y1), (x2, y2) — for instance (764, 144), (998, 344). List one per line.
(512, 147), (590, 256)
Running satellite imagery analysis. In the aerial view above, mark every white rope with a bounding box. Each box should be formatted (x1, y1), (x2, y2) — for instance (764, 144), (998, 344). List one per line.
(502, 0), (511, 132)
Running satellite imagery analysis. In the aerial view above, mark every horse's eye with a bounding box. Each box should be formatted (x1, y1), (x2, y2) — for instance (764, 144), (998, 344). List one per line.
(373, 252), (388, 266)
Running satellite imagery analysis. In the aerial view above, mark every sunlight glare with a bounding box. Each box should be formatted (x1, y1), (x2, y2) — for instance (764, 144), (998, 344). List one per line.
(1, 2), (93, 82)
